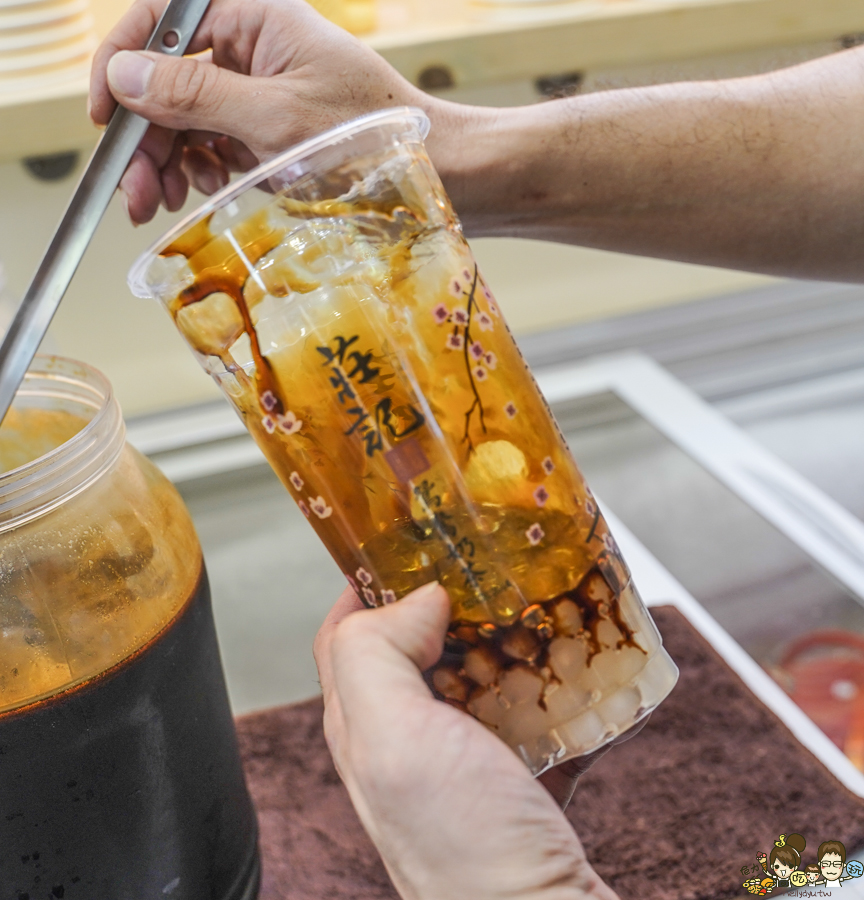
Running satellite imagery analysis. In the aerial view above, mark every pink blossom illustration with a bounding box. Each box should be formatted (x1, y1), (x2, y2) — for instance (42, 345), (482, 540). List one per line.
(381, 589), (397, 605)
(462, 267), (472, 281)
(504, 401), (518, 419)
(542, 456), (555, 475)
(584, 498), (597, 517)
(484, 351), (497, 370)
(473, 366), (488, 382)
(488, 301), (500, 317)
(289, 471), (304, 491)
(452, 308), (469, 325)
(603, 533), (619, 554)
(356, 567), (373, 586)
(298, 500), (311, 518)
(482, 284), (494, 303)
(277, 410), (303, 435)
(433, 303), (449, 324)
(449, 278), (463, 298)
(309, 495), (333, 519)
(476, 312), (494, 331)
(469, 341), (484, 360)
(261, 390), (278, 412)
(446, 333), (465, 351)
(533, 485), (550, 508)
(362, 586), (377, 605)
(262, 415), (276, 434)
(526, 523), (545, 546)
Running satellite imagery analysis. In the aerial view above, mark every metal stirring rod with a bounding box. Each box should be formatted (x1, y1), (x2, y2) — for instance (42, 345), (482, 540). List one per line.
(0, 0), (211, 426)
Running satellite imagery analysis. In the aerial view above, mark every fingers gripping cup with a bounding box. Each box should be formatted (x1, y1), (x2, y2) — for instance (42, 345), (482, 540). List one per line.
(129, 108), (678, 775)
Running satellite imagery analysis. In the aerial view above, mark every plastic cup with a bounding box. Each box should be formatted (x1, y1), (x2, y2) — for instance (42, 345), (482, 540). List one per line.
(129, 107), (678, 775)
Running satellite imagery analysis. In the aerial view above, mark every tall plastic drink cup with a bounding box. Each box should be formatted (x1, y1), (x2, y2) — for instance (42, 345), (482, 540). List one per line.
(129, 108), (678, 775)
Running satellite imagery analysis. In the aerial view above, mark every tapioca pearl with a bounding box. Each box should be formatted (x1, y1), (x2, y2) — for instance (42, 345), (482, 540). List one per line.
(467, 686), (508, 728)
(501, 625), (541, 662)
(498, 664), (545, 707)
(463, 646), (500, 687)
(552, 598), (582, 636)
(594, 686), (641, 731)
(588, 644), (648, 689)
(432, 666), (469, 702)
(558, 709), (606, 755)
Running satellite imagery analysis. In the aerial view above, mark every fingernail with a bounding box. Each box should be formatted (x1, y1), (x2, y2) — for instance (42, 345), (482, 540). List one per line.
(107, 50), (154, 99)
(195, 169), (225, 196)
(86, 95), (92, 120)
(118, 188), (138, 227)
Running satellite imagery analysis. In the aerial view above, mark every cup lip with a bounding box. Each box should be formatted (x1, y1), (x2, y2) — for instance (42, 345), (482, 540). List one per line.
(127, 105), (431, 299)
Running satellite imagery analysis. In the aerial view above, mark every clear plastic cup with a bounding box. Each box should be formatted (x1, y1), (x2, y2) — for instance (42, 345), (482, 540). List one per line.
(128, 107), (678, 775)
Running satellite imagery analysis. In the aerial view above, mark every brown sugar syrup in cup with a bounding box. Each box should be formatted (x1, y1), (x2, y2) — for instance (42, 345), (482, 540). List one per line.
(0, 357), (259, 899)
(129, 108), (679, 775)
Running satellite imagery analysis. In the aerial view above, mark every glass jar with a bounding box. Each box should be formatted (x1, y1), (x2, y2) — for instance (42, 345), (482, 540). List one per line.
(0, 356), (260, 899)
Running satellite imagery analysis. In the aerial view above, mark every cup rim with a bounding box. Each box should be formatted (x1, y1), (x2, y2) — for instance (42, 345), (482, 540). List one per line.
(127, 106), (431, 299)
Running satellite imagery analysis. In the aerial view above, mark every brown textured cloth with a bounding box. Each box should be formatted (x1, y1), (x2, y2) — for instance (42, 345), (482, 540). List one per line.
(235, 605), (864, 900)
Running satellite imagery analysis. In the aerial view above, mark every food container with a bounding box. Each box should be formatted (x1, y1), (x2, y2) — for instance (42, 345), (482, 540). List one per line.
(129, 107), (678, 775)
(0, 356), (260, 899)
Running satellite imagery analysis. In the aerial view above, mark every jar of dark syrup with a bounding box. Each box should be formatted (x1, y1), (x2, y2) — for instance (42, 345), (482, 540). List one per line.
(0, 357), (260, 899)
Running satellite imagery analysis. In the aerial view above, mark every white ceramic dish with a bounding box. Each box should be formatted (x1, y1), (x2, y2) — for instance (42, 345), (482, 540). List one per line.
(0, 49), (87, 89)
(0, 0), (89, 31)
(0, 12), (90, 51)
(0, 29), (93, 72)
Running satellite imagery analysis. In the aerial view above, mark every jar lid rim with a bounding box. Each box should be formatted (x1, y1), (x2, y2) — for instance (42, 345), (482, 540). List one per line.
(0, 355), (125, 530)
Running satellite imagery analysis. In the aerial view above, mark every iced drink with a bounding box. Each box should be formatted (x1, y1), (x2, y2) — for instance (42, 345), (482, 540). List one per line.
(130, 108), (678, 774)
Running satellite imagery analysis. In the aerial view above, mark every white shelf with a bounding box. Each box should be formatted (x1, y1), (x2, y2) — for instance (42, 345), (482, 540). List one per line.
(2, 0), (864, 161)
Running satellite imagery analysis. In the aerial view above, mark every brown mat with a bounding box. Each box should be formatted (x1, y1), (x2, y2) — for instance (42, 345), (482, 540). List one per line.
(235, 605), (864, 900)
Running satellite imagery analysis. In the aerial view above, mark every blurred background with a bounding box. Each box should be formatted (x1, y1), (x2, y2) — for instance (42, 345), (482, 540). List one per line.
(3, 0), (864, 773)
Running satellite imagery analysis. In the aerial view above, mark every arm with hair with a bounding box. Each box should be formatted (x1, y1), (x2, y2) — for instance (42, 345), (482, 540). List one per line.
(441, 46), (864, 283)
(91, 0), (864, 282)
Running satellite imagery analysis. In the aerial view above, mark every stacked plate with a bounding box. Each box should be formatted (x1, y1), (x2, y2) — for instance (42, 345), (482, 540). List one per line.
(0, 0), (96, 94)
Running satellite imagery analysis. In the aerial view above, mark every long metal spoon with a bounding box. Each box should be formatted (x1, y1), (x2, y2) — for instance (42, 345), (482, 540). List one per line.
(0, 0), (211, 425)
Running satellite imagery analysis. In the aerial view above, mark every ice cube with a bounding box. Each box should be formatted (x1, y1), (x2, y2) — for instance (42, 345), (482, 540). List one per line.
(636, 649), (679, 710)
(588, 644), (647, 689)
(558, 709), (606, 755)
(498, 664), (544, 707)
(467, 686), (507, 728)
(594, 686), (641, 731)
(542, 680), (591, 724)
(174, 292), (244, 357)
(548, 636), (588, 682)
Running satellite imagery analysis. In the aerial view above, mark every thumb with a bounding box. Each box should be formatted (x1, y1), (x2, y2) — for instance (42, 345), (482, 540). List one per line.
(106, 50), (269, 138)
(329, 582), (451, 715)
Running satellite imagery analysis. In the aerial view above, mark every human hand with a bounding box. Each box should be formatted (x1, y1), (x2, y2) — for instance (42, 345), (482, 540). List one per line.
(313, 581), (621, 900)
(89, 0), (472, 223)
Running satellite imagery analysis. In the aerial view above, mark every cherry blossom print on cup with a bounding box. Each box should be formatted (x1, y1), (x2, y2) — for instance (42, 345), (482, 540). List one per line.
(138, 108), (678, 777)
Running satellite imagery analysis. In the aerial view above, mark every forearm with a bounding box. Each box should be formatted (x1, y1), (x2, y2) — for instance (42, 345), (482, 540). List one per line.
(429, 46), (864, 281)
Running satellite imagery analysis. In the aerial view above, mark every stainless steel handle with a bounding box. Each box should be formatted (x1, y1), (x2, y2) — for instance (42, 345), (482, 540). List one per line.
(0, 0), (211, 424)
